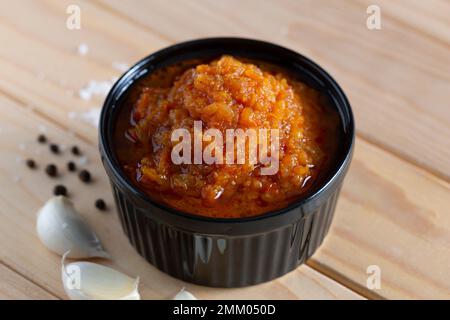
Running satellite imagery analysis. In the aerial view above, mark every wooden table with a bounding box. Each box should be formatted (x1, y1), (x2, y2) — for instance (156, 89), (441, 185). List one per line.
(0, 0), (449, 300)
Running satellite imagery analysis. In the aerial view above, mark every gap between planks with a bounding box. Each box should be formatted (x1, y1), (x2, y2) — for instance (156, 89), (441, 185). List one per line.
(306, 260), (384, 300)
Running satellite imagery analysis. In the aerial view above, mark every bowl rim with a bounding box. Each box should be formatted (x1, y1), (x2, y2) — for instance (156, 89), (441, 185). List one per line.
(99, 37), (355, 224)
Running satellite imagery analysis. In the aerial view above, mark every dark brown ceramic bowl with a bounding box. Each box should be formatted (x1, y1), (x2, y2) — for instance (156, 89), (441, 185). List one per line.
(99, 38), (354, 287)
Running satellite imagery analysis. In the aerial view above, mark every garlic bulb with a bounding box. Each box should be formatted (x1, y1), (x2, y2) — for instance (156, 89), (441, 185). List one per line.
(36, 196), (109, 259)
(173, 288), (198, 300)
(62, 253), (140, 300)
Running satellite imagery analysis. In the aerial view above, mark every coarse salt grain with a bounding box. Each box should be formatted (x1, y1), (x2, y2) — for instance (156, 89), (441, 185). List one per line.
(68, 108), (101, 128)
(78, 156), (89, 166)
(79, 79), (114, 101)
(78, 43), (89, 56)
(38, 125), (47, 133)
(112, 62), (130, 72)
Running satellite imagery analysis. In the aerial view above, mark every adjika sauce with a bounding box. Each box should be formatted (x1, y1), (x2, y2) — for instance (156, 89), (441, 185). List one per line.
(113, 56), (340, 218)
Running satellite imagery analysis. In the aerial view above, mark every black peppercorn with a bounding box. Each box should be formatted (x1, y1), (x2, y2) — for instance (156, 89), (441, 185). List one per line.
(25, 159), (36, 169)
(53, 185), (67, 196)
(45, 164), (58, 177)
(71, 146), (81, 156)
(95, 199), (106, 211)
(49, 143), (60, 154)
(67, 161), (76, 172)
(37, 134), (47, 144)
(79, 169), (91, 183)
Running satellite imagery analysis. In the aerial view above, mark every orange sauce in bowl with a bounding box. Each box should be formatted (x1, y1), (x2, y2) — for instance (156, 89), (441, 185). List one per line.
(113, 56), (340, 218)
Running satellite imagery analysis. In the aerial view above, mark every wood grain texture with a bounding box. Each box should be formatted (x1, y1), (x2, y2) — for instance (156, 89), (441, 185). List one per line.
(0, 95), (363, 300)
(311, 141), (450, 299)
(0, 0), (448, 299)
(98, 0), (450, 180)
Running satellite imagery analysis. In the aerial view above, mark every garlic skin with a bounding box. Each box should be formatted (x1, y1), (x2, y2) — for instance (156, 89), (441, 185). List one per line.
(62, 253), (140, 300)
(36, 196), (109, 259)
(173, 288), (198, 300)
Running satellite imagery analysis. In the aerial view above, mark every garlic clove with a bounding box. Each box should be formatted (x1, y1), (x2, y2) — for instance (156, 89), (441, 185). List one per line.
(173, 287), (198, 300)
(62, 252), (140, 300)
(36, 196), (109, 259)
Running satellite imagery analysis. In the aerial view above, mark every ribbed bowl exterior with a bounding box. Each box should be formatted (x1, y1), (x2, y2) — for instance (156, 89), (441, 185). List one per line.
(111, 182), (342, 287)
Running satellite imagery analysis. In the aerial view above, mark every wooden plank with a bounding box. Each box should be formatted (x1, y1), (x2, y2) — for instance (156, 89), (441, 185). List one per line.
(97, 0), (450, 180)
(0, 94), (363, 300)
(311, 140), (450, 299)
(0, 263), (58, 300)
(0, 0), (448, 299)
